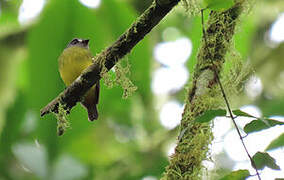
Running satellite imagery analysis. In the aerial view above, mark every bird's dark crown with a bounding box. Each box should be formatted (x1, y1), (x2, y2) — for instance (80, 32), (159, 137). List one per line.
(67, 38), (90, 48)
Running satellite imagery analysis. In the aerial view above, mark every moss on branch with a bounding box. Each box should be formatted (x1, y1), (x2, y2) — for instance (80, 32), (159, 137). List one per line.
(40, 0), (180, 117)
(162, 2), (245, 179)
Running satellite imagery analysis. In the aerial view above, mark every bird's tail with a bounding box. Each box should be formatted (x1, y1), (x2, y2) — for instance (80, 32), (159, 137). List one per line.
(81, 82), (100, 121)
(81, 101), (99, 121)
(87, 105), (98, 121)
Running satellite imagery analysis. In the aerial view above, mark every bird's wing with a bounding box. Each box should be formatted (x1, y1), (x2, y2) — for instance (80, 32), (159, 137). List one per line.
(94, 81), (100, 105)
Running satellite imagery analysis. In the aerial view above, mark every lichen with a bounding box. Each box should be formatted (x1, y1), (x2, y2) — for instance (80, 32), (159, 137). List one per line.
(99, 55), (137, 98)
(221, 48), (252, 102)
(54, 103), (69, 136)
(101, 64), (115, 88)
(181, 0), (202, 16)
(97, 55), (115, 88)
(114, 58), (137, 99)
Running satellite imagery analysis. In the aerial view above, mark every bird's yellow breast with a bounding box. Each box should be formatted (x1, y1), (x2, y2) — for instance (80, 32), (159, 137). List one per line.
(58, 46), (93, 86)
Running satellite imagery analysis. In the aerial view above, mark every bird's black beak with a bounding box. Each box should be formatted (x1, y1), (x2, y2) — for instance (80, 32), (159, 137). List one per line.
(82, 39), (90, 46)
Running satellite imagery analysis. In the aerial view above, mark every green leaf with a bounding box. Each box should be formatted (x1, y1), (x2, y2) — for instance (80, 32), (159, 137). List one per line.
(196, 109), (226, 123)
(266, 133), (284, 151)
(204, 0), (235, 11)
(219, 169), (250, 180)
(252, 152), (280, 170)
(232, 109), (257, 118)
(244, 118), (284, 134)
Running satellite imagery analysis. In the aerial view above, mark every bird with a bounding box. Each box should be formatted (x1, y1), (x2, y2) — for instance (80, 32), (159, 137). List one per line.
(58, 38), (100, 121)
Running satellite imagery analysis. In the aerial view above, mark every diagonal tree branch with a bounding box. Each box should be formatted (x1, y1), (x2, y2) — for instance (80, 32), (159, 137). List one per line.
(40, 0), (180, 117)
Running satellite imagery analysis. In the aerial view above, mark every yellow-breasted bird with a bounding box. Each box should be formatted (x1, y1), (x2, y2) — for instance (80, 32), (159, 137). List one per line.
(58, 38), (100, 121)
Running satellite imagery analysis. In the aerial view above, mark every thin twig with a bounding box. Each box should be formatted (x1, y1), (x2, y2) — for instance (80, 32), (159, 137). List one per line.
(201, 9), (261, 180)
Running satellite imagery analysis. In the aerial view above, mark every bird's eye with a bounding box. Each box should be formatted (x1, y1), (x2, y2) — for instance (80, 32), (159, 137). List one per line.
(67, 38), (82, 47)
(71, 39), (79, 44)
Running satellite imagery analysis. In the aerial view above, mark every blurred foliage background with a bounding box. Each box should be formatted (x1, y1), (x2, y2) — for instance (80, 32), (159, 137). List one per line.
(0, 0), (283, 179)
